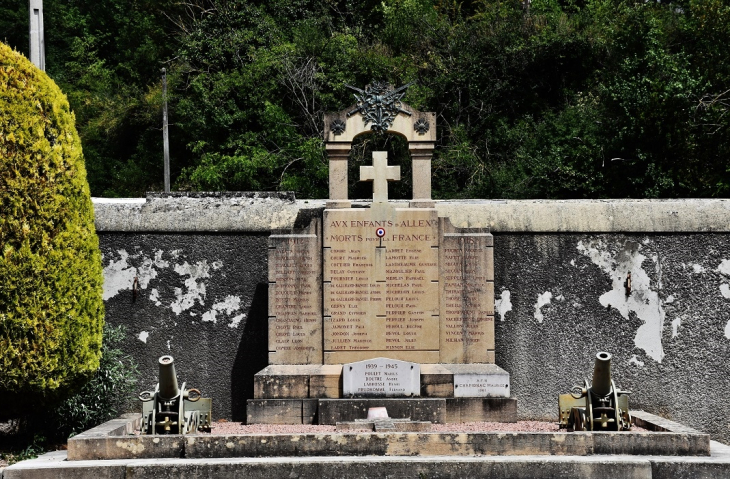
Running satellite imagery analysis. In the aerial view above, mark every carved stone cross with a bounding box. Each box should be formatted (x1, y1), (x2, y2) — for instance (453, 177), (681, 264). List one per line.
(360, 151), (400, 202)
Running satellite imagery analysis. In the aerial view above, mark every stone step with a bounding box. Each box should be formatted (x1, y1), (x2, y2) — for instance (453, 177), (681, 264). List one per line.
(246, 397), (518, 425)
(5, 444), (730, 479)
(253, 364), (511, 400)
(65, 411), (710, 461)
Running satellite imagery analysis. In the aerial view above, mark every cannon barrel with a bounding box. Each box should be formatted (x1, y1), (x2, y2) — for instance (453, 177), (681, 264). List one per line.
(591, 351), (612, 397)
(158, 355), (180, 400)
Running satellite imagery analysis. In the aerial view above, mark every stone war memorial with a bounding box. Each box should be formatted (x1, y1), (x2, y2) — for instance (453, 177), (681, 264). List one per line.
(8, 82), (730, 479)
(249, 82), (515, 425)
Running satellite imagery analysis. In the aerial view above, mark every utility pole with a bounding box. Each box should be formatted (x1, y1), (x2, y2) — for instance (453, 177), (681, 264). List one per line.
(162, 68), (170, 193)
(29, 0), (45, 71)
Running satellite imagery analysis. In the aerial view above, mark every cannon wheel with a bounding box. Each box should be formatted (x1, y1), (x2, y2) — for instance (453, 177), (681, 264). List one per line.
(584, 379), (594, 431)
(571, 408), (588, 432)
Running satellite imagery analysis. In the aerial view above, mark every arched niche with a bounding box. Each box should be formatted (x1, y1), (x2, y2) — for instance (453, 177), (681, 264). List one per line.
(348, 130), (411, 200)
(324, 95), (436, 206)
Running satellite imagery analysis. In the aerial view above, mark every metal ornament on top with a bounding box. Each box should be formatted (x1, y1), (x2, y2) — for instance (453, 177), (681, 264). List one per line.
(324, 81), (436, 206)
(345, 81), (412, 133)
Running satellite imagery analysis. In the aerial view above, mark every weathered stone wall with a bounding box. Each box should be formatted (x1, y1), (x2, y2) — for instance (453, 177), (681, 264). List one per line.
(493, 233), (730, 443)
(95, 195), (730, 441)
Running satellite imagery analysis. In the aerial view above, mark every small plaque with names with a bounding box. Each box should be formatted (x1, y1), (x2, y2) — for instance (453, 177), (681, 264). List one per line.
(453, 373), (510, 398)
(343, 357), (421, 397)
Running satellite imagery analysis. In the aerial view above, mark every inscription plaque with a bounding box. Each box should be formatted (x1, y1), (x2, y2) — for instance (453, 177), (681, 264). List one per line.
(343, 357), (421, 397)
(323, 204), (440, 364)
(268, 218), (323, 365)
(439, 219), (495, 363)
(454, 373), (510, 398)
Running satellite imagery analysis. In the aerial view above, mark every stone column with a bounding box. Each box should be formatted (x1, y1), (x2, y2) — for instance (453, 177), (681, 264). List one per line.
(409, 142), (434, 207)
(325, 142), (351, 209)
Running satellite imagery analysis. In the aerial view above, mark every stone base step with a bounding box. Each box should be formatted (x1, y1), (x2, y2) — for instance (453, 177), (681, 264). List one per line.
(64, 411), (710, 462)
(246, 397), (518, 424)
(6, 445), (730, 479)
(253, 364), (511, 399)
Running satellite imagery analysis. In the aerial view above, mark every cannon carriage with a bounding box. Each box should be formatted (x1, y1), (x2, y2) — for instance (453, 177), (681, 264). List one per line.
(139, 355), (212, 434)
(558, 352), (632, 431)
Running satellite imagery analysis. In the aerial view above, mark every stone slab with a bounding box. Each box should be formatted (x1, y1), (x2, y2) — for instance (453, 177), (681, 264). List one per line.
(70, 413), (142, 438)
(93, 197), (730, 234)
(246, 399), (318, 425)
(453, 366), (511, 398)
(445, 397), (518, 423)
(308, 365), (343, 398)
(439, 217), (494, 363)
(253, 365), (343, 399)
(419, 364), (454, 397)
(2, 452), (129, 479)
(177, 429), (710, 458)
(67, 414), (155, 461)
(324, 350), (440, 364)
(267, 218), (322, 365)
(342, 358), (420, 397)
(252, 364), (509, 401)
(651, 440), (730, 478)
(421, 364), (511, 398)
(335, 420), (432, 432)
(54, 411), (713, 466)
(323, 205), (440, 361)
(7, 453), (668, 479)
(254, 372), (309, 399)
(316, 398), (446, 425)
(67, 436), (185, 461)
(632, 410), (707, 435)
(185, 431), (589, 457)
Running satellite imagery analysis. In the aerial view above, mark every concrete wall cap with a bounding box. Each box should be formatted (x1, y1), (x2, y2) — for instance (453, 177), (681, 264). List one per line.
(92, 197), (730, 233)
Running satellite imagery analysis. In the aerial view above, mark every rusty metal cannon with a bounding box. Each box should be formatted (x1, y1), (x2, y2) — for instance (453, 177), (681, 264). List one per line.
(558, 352), (631, 431)
(139, 355), (212, 434)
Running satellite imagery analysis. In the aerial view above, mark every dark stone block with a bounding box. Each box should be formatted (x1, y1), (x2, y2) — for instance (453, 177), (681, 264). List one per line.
(317, 398), (446, 425)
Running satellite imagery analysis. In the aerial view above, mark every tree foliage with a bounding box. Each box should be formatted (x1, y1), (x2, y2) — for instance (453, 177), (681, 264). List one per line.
(0, 42), (104, 415)
(1, 0), (729, 198)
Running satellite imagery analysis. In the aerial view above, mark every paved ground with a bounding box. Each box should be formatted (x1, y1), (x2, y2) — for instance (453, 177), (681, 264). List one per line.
(4, 441), (730, 479)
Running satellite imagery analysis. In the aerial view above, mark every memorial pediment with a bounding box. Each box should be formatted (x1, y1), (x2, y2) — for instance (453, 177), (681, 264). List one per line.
(323, 82), (437, 206)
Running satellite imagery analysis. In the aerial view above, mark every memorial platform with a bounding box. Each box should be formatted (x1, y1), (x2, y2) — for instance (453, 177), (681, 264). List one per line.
(247, 363), (516, 424)
(4, 411), (729, 479)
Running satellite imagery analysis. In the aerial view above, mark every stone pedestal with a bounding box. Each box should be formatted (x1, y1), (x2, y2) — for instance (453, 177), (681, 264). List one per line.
(248, 363), (516, 424)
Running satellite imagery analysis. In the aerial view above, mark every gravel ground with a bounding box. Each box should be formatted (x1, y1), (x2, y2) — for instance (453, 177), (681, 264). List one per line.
(209, 421), (646, 434)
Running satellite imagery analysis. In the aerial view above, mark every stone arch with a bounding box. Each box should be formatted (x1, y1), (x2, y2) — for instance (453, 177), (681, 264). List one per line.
(323, 88), (436, 206)
(348, 130), (411, 200)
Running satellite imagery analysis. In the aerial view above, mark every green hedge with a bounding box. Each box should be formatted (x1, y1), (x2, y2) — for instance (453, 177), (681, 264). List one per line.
(0, 42), (104, 415)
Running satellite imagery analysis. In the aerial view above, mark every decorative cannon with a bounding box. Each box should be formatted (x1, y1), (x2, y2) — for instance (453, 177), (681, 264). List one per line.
(139, 355), (212, 434)
(558, 352), (632, 431)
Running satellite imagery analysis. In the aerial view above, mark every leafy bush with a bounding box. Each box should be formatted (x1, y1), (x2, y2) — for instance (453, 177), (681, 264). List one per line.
(0, 434), (46, 465)
(0, 42), (104, 415)
(46, 325), (138, 439)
